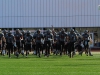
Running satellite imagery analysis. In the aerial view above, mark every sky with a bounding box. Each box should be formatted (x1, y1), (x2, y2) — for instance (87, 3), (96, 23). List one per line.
(0, 0), (100, 28)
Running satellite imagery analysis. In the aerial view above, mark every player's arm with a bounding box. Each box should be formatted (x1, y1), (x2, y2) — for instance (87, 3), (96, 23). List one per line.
(2, 36), (6, 47)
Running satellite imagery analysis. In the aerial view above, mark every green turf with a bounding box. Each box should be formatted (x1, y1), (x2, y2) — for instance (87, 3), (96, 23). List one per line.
(0, 52), (100, 75)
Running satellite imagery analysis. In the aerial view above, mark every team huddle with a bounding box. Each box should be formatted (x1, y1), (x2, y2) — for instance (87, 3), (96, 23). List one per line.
(0, 28), (93, 58)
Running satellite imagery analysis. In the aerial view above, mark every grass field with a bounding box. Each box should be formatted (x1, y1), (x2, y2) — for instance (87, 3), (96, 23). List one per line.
(0, 52), (100, 75)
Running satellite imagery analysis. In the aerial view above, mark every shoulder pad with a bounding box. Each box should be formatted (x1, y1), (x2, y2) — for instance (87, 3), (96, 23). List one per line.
(1, 33), (4, 36)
